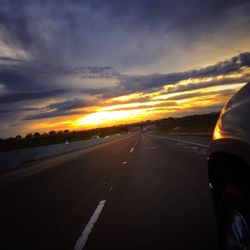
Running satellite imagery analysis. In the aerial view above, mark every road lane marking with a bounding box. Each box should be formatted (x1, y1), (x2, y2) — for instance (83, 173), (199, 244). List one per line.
(122, 161), (127, 165)
(163, 137), (209, 148)
(130, 147), (135, 153)
(74, 200), (106, 250)
(109, 186), (114, 192)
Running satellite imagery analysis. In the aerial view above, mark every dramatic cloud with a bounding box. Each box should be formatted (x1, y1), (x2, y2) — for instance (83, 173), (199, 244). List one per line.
(23, 98), (96, 120)
(118, 52), (250, 94)
(0, 89), (67, 104)
(24, 110), (87, 120)
(47, 98), (95, 111)
(0, 0), (250, 71)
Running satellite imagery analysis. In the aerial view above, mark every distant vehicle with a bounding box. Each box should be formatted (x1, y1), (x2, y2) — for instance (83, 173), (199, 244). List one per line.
(91, 135), (99, 139)
(208, 82), (250, 249)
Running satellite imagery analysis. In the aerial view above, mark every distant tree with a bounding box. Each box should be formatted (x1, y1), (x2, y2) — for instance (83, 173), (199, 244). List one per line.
(64, 129), (69, 133)
(15, 135), (22, 140)
(57, 130), (63, 135)
(25, 133), (33, 139)
(49, 130), (56, 136)
(41, 132), (48, 137)
(33, 132), (41, 137)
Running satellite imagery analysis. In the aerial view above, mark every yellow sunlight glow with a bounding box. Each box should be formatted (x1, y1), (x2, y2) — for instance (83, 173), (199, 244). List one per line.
(153, 83), (245, 101)
(76, 110), (143, 127)
(74, 82), (246, 129)
(178, 72), (244, 85)
(108, 93), (144, 102)
(100, 101), (161, 111)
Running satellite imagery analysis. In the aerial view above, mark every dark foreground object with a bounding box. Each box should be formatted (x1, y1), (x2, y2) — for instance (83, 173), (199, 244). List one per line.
(208, 82), (250, 250)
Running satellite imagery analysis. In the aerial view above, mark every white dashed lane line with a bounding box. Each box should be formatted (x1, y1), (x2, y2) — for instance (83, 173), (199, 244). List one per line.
(130, 147), (135, 153)
(74, 200), (106, 250)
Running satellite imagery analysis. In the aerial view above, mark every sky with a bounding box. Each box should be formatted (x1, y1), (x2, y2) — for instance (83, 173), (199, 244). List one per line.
(0, 0), (250, 138)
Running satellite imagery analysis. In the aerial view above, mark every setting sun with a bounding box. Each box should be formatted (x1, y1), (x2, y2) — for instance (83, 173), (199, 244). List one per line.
(76, 110), (144, 127)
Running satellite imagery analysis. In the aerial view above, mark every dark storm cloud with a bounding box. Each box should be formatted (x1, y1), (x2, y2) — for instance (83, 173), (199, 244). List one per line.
(0, 62), (116, 89)
(0, 60), (116, 104)
(47, 98), (96, 111)
(0, 0), (249, 68)
(0, 97), (94, 120)
(118, 52), (250, 94)
(0, 0), (249, 98)
(1, 0), (249, 41)
(24, 110), (86, 120)
(84, 0), (249, 29)
(0, 69), (43, 91)
(12, 64), (116, 78)
(0, 89), (67, 104)
(0, 107), (39, 113)
(0, 109), (11, 114)
(23, 98), (95, 120)
(0, 107), (40, 115)
(0, 56), (25, 63)
(81, 87), (115, 95)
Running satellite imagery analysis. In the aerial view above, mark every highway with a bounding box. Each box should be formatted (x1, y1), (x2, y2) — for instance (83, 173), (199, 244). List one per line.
(0, 133), (218, 250)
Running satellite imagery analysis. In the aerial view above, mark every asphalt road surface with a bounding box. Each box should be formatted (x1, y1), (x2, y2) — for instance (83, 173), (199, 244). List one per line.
(0, 133), (218, 250)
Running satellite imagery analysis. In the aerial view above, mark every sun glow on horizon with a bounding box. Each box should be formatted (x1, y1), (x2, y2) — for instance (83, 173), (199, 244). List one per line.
(76, 110), (144, 127)
(72, 82), (247, 130)
(19, 70), (249, 137)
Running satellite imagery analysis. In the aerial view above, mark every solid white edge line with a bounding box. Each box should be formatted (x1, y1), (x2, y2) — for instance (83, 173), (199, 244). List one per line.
(74, 200), (106, 250)
(163, 137), (209, 148)
(130, 147), (134, 153)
